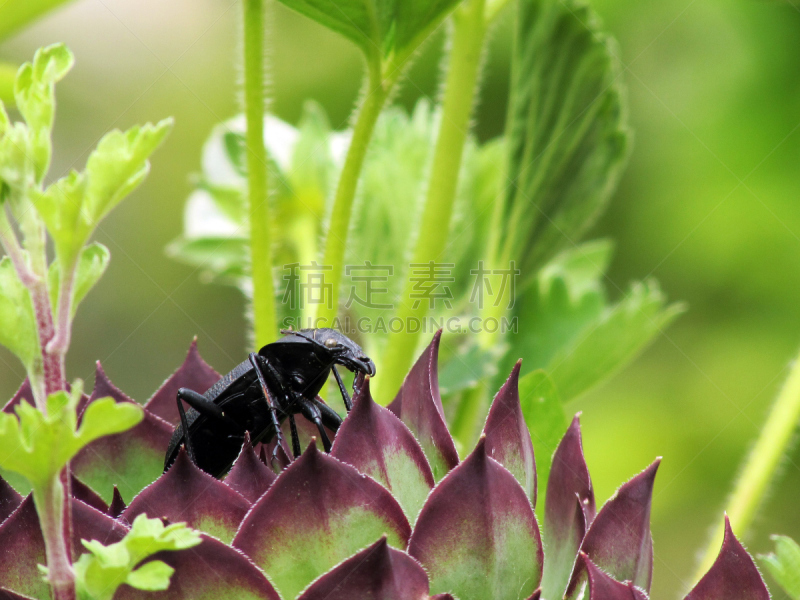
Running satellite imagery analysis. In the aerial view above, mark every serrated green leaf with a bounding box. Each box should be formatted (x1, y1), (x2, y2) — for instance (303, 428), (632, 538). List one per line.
(760, 536), (800, 599)
(74, 514), (200, 600)
(84, 118), (172, 225)
(0, 257), (39, 371)
(48, 242), (110, 317)
(518, 368), (567, 513)
(548, 280), (685, 401)
(0, 382), (142, 488)
(497, 0), (630, 275)
(275, 0), (459, 62)
(32, 170), (89, 260)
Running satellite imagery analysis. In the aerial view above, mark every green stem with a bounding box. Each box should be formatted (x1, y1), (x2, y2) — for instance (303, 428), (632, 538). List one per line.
(372, 0), (487, 404)
(315, 64), (389, 329)
(0, 62), (15, 106)
(243, 0), (278, 347)
(694, 346), (800, 582)
(34, 479), (75, 600)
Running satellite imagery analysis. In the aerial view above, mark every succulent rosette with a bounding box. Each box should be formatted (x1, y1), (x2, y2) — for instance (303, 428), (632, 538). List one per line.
(0, 332), (771, 600)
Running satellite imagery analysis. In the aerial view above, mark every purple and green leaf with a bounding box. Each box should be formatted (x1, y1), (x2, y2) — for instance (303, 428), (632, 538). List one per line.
(483, 360), (536, 506)
(583, 554), (650, 600)
(685, 516), (769, 600)
(71, 362), (174, 504)
(541, 415), (595, 600)
(567, 460), (659, 598)
(0, 475), (21, 524)
(233, 442), (411, 600)
(123, 448), (250, 544)
(409, 437), (543, 600)
(224, 432), (276, 504)
(388, 331), (459, 482)
(331, 377), (434, 524)
(297, 536), (430, 600)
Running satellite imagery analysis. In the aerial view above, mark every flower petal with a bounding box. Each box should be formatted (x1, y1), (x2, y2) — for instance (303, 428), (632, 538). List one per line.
(224, 432), (276, 503)
(0, 495), (127, 600)
(408, 437), (543, 600)
(388, 330), (459, 481)
(567, 460), (660, 597)
(71, 362), (174, 504)
(685, 516), (769, 600)
(331, 378), (434, 524)
(109, 485), (127, 519)
(115, 533), (280, 600)
(584, 554), (650, 600)
(123, 448), (250, 543)
(0, 475), (21, 525)
(144, 338), (220, 425)
(233, 443), (411, 600)
(483, 360), (536, 506)
(297, 536), (430, 600)
(541, 415), (595, 600)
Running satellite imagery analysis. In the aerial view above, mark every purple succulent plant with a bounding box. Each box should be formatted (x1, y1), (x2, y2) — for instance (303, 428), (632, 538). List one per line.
(0, 333), (772, 600)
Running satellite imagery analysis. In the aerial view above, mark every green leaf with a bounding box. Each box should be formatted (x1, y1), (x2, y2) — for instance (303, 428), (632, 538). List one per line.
(548, 280), (685, 401)
(518, 368), (567, 514)
(74, 514), (201, 600)
(84, 118), (173, 225)
(13, 43), (73, 181)
(274, 0), (459, 62)
(48, 242), (110, 317)
(0, 257), (39, 371)
(760, 536), (800, 599)
(0, 0), (75, 42)
(0, 62), (15, 106)
(497, 0), (630, 274)
(0, 382), (142, 488)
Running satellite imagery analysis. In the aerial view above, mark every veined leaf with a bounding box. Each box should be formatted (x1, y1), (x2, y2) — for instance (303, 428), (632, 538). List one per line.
(47, 242), (110, 318)
(497, 0), (630, 275)
(760, 536), (800, 599)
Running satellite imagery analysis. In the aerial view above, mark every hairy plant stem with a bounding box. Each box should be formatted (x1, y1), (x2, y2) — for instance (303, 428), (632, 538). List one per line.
(315, 63), (390, 330)
(694, 347), (800, 583)
(35, 479), (75, 600)
(373, 0), (487, 404)
(243, 0), (278, 347)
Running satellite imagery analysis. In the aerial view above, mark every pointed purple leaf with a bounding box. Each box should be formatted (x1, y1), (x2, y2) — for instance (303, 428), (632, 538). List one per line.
(542, 415), (596, 600)
(109, 486), (127, 519)
(527, 591), (542, 600)
(332, 378), (434, 524)
(409, 437), (544, 600)
(262, 404), (338, 468)
(584, 554), (650, 600)
(0, 476), (22, 525)
(431, 596), (456, 600)
(685, 516), (769, 600)
(224, 432), (276, 504)
(0, 587), (36, 600)
(297, 536), (430, 600)
(116, 533), (280, 600)
(123, 448), (250, 543)
(0, 495), (127, 600)
(567, 460), (660, 598)
(70, 474), (109, 514)
(144, 338), (221, 425)
(233, 443), (411, 600)
(483, 360), (537, 506)
(71, 362), (174, 504)
(2, 380), (33, 414)
(388, 330), (458, 481)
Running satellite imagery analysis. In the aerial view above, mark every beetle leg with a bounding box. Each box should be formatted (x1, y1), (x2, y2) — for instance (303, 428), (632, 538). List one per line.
(299, 399), (332, 453)
(175, 391), (197, 465)
(249, 353), (287, 466)
(331, 365), (353, 412)
(312, 396), (343, 432)
(178, 388), (234, 422)
(288, 414), (302, 458)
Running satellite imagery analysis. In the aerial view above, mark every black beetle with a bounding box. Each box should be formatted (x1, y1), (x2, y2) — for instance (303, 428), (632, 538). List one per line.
(163, 328), (375, 478)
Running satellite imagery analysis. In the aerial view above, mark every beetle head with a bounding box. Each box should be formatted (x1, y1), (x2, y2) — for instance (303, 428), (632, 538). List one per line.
(280, 328), (376, 376)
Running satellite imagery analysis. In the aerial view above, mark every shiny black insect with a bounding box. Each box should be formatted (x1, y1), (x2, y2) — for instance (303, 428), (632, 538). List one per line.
(163, 328), (375, 478)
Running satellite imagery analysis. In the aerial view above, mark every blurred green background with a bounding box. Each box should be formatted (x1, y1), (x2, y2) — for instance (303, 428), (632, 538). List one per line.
(1, 0), (799, 597)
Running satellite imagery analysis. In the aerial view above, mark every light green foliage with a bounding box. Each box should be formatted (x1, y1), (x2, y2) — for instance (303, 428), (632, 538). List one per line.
(68, 515), (201, 600)
(0, 257), (39, 371)
(760, 536), (800, 600)
(0, 0), (75, 42)
(274, 0), (460, 64)
(505, 241), (683, 402)
(0, 382), (142, 488)
(48, 242), (110, 318)
(495, 0), (630, 275)
(518, 369), (567, 512)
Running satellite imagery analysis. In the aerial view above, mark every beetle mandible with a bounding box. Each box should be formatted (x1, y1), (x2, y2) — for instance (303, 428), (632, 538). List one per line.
(163, 328), (375, 478)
